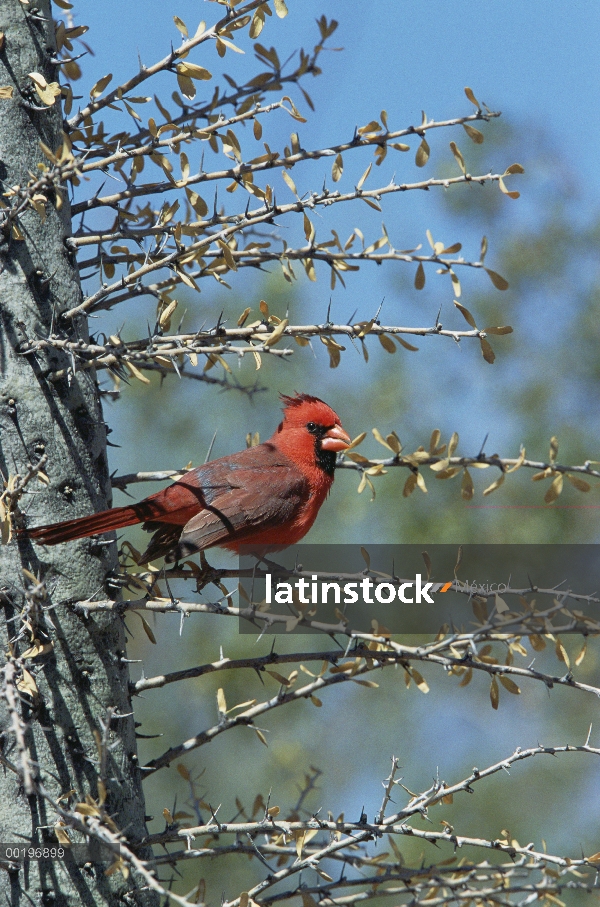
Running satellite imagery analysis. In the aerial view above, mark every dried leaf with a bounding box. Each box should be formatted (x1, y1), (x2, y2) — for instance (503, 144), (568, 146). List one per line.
(414, 262), (425, 289)
(483, 473), (505, 496)
(461, 468), (474, 500)
(357, 163), (372, 190)
(575, 641), (587, 666)
(566, 474), (591, 493)
(490, 676), (499, 709)
(499, 675), (520, 694)
(173, 16), (188, 36)
(282, 170), (297, 196)
(90, 73), (112, 98)
(480, 336), (495, 364)
(403, 472), (417, 497)
(378, 334), (396, 354)
(124, 361), (150, 384)
(332, 153), (343, 182)
(555, 637), (570, 668)
(449, 141), (466, 174)
(463, 123), (484, 143)
(485, 268), (509, 290)
(544, 473), (563, 504)
(410, 668), (429, 693)
(464, 86), (480, 108)
(254, 727), (268, 746)
(396, 336), (419, 352)
(372, 428), (394, 451)
(484, 325), (513, 335)
(415, 137), (430, 167)
(176, 62), (212, 81)
(454, 301), (477, 328)
(499, 176), (520, 199)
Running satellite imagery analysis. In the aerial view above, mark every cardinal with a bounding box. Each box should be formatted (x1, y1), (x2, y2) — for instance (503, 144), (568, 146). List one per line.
(19, 393), (350, 562)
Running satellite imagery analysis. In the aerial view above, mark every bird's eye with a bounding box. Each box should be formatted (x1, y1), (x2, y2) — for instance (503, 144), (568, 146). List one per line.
(306, 422), (317, 433)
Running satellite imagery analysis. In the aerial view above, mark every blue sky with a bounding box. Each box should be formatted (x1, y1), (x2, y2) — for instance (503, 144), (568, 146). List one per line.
(79, 1), (600, 192)
(68, 2), (600, 854)
(71, 1), (600, 521)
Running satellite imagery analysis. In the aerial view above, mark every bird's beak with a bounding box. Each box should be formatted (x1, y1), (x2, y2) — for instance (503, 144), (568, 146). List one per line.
(321, 425), (351, 452)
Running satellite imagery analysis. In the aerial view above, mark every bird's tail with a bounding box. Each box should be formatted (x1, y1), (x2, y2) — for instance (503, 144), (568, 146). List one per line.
(20, 504), (144, 546)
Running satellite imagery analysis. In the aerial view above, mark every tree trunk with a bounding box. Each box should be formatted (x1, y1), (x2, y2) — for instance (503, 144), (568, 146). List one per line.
(0, 3), (155, 904)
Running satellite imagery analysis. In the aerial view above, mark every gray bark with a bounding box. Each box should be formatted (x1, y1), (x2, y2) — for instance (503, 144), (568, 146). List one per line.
(0, 3), (155, 904)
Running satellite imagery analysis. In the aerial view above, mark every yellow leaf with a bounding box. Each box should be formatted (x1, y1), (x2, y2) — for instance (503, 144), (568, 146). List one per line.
(345, 432), (367, 452)
(372, 428), (394, 451)
(282, 170), (297, 196)
(173, 16), (188, 36)
(357, 163), (371, 190)
(124, 361), (150, 384)
(483, 473), (505, 496)
(264, 318), (288, 347)
(544, 473), (563, 504)
(176, 63), (212, 81)
(90, 73), (112, 98)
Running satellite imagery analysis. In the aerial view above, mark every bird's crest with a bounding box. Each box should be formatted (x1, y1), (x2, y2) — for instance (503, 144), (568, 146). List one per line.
(279, 392), (327, 410)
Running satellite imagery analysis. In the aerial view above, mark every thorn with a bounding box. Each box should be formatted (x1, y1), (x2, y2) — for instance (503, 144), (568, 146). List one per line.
(204, 431), (217, 464)
(325, 297), (332, 324)
(477, 433), (489, 459)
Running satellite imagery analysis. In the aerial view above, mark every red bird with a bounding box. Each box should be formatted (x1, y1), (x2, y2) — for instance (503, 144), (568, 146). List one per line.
(20, 394), (350, 563)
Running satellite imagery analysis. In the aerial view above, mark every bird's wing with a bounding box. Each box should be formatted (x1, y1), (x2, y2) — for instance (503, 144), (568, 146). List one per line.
(177, 459), (309, 553)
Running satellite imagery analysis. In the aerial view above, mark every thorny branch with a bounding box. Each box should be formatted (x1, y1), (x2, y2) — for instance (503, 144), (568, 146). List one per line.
(1, 5), (594, 905)
(137, 744), (600, 907)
